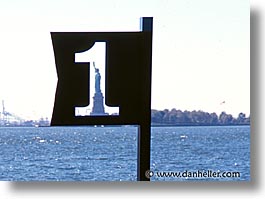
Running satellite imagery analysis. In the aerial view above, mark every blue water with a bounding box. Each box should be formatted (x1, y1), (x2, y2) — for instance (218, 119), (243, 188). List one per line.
(0, 126), (250, 181)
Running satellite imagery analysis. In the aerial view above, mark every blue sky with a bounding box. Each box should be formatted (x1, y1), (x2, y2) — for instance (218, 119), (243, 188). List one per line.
(0, 0), (249, 119)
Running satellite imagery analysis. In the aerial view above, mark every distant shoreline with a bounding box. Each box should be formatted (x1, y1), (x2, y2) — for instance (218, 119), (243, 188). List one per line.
(0, 109), (250, 127)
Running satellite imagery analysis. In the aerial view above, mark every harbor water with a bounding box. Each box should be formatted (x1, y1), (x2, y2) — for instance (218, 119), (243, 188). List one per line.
(0, 126), (250, 181)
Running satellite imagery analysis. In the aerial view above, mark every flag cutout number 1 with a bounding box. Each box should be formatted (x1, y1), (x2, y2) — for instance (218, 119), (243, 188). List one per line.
(51, 17), (153, 181)
(75, 42), (119, 116)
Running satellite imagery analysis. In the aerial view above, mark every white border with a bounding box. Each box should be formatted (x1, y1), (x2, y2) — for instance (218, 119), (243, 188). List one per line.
(0, 0), (263, 199)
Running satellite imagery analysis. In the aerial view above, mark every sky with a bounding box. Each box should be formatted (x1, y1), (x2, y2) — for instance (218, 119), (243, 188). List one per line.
(0, 0), (249, 120)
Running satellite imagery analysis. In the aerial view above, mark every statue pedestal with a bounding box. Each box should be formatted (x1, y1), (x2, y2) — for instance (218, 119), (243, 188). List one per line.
(90, 92), (108, 115)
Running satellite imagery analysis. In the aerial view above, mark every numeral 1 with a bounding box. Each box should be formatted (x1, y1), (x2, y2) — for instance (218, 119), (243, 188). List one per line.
(74, 42), (119, 116)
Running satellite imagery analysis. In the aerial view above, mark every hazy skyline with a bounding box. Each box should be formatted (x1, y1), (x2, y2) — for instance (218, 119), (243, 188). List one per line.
(0, 0), (249, 120)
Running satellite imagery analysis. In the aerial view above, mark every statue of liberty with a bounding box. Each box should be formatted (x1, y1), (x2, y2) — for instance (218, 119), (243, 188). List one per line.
(90, 61), (106, 115)
(93, 62), (101, 93)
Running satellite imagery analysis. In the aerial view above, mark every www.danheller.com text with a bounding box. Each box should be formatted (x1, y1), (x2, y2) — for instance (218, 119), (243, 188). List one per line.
(145, 170), (241, 179)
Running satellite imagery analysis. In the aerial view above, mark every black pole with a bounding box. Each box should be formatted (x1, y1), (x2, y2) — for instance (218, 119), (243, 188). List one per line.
(137, 17), (153, 181)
